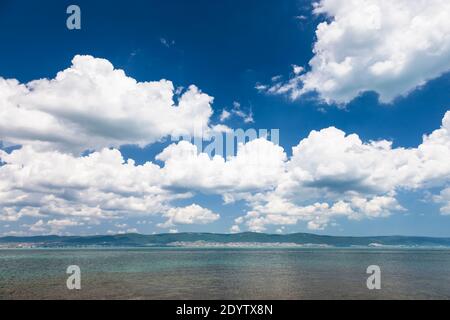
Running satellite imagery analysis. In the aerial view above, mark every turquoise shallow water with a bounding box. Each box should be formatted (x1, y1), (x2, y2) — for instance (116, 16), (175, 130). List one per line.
(1, 248), (450, 299)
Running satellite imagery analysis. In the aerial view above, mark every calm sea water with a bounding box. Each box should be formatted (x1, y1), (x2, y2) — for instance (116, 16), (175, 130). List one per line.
(1, 248), (450, 300)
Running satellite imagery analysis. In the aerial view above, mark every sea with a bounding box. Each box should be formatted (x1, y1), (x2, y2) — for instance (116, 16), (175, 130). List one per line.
(1, 248), (450, 299)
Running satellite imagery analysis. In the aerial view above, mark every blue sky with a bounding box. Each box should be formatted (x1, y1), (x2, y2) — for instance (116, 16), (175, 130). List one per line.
(1, 0), (450, 236)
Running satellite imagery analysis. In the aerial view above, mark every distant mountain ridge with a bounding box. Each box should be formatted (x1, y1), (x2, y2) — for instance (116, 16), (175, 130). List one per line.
(1, 232), (450, 248)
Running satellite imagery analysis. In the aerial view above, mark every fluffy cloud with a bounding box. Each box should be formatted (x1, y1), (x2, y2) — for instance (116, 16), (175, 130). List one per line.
(0, 55), (215, 153)
(0, 145), (224, 232)
(1, 110), (450, 233)
(219, 109), (231, 122)
(156, 138), (287, 192)
(229, 225), (241, 233)
(228, 111), (450, 231)
(0, 136), (284, 232)
(231, 192), (403, 232)
(219, 101), (254, 123)
(0, 146), (173, 228)
(158, 204), (219, 228)
(24, 218), (84, 234)
(434, 188), (450, 215)
(155, 110), (450, 231)
(269, 0), (450, 104)
(1, 55), (450, 233)
(291, 110), (450, 192)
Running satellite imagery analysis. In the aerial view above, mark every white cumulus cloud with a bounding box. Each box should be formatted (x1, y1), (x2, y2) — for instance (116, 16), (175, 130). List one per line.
(156, 138), (287, 192)
(158, 204), (220, 228)
(0, 55), (215, 153)
(268, 0), (450, 104)
(2, 55), (450, 233)
(2, 110), (450, 233)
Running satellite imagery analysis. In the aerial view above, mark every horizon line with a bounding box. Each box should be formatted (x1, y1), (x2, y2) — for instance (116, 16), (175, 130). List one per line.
(2, 231), (450, 239)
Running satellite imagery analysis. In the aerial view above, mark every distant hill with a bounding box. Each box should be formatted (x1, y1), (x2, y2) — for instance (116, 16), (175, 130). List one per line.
(1, 232), (450, 248)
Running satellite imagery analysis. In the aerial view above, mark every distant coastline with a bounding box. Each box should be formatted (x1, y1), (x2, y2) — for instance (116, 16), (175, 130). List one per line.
(1, 232), (450, 249)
